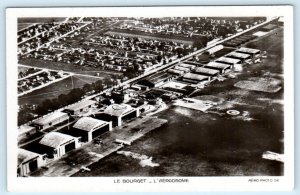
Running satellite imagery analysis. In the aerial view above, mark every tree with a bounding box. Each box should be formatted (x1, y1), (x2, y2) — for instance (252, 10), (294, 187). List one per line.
(83, 83), (92, 93)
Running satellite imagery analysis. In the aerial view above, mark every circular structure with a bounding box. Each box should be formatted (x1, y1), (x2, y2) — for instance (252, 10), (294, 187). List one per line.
(226, 110), (240, 116)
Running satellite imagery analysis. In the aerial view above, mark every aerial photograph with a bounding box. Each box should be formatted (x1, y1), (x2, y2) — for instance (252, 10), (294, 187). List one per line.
(16, 16), (284, 177)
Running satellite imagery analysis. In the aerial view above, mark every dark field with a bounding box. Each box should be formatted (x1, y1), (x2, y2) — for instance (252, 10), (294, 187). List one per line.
(19, 58), (122, 78)
(18, 17), (67, 24)
(18, 75), (101, 106)
(18, 23), (34, 31)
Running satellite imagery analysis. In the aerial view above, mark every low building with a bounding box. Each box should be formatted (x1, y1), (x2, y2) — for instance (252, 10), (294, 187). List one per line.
(205, 44), (224, 55)
(111, 91), (130, 103)
(72, 117), (112, 142)
(174, 66), (190, 73)
(194, 67), (220, 77)
(216, 56), (241, 66)
(206, 38), (221, 46)
(18, 149), (45, 177)
(98, 104), (139, 127)
(236, 47), (261, 57)
(205, 62), (232, 74)
(261, 24), (277, 31)
(177, 63), (196, 70)
(168, 69), (185, 76)
(137, 72), (173, 88)
(31, 112), (69, 130)
(63, 99), (96, 115)
(225, 51), (251, 62)
(39, 132), (80, 159)
(185, 61), (204, 66)
(182, 73), (210, 84)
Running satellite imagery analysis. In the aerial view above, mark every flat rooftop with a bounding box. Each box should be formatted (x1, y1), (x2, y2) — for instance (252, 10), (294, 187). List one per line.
(65, 99), (96, 112)
(33, 112), (68, 126)
(205, 62), (231, 70)
(168, 69), (185, 75)
(237, 47), (260, 54)
(226, 51), (251, 59)
(194, 67), (220, 75)
(183, 73), (209, 81)
(216, 56), (241, 64)
(177, 63), (196, 69)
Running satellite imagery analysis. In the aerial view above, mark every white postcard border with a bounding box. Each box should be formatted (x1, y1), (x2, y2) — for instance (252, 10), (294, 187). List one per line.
(6, 6), (294, 192)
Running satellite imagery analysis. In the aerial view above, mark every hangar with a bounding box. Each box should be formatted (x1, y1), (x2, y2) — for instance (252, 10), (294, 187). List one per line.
(216, 56), (241, 66)
(182, 73), (210, 84)
(97, 104), (139, 127)
(137, 72), (173, 88)
(194, 67), (220, 77)
(31, 112), (69, 130)
(225, 51), (251, 62)
(63, 99), (96, 115)
(204, 62), (232, 74)
(18, 149), (45, 177)
(205, 44), (224, 55)
(177, 63), (196, 70)
(72, 117), (112, 142)
(236, 47), (261, 57)
(168, 69), (185, 76)
(39, 132), (80, 159)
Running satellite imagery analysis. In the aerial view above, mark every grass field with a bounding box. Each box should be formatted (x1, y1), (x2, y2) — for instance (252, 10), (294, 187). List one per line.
(19, 58), (123, 78)
(107, 29), (195, 45)
(17, 23), (34, 31)
(18, 17), (66, 24)
(18, 66), (32, 73)
(18, 75), (101, 106)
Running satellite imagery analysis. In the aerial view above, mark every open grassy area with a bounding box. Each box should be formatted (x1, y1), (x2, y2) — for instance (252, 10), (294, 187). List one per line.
(19, 58), (123, 78)
(18, 75), (101, 106)
(107, 29), (195, 45)
(18, 66), (31, 73)
(18, 17), (66, 24)
(18, 23), (34, 31)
